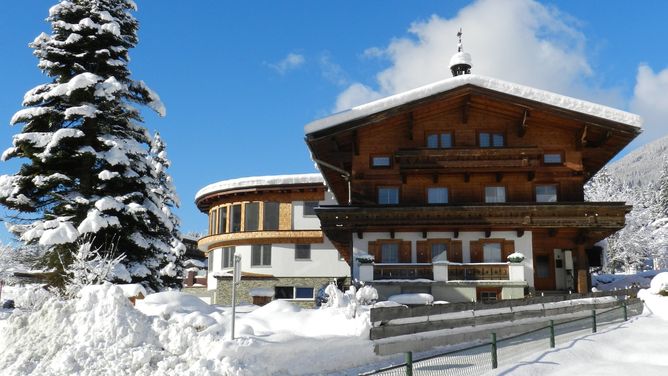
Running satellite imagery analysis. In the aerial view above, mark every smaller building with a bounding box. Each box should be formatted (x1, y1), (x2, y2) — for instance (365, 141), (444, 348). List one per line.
(195, 174), (350, 306)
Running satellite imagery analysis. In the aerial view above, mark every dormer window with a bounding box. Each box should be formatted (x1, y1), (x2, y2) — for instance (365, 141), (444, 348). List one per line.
(426, 132), (453, 148)
(479, 132), (504, 147)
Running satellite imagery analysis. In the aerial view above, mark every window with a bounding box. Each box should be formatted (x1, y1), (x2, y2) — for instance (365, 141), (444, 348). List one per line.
(536, 185), (558, 203)
(251, 244), (271, 267)
(479, 132), (504, 147)
(427, 187), (448, 204)
(244, 202), (259, 231)
(274, 286), (314, 300)
(371, 156), (392, 168)
(221, 246), (235, 268)
(207, 254), (213, 271)
(263, 202), (280, 230)
(485, 186), (506, 203)
(230, 204), (242, 232)
(295, 244), (311, 260)
(431, 243), (447, 262)
(217, 207), (227, 234)
(480, 290), (498, 302)
(303, 201), (318, 216)
(483, 243), (502, 262)
(209, 209), (217, 234)
(378, 187), (399, 204)
(381, 243), (400, 263)
(426, 132), (453, 148)
(543, 153), (563, 164)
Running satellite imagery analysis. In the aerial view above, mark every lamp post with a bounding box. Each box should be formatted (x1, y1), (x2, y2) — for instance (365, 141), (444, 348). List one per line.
(230, 254), (241, 340)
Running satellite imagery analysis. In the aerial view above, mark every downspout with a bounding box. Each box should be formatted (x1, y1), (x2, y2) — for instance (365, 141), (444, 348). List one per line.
(311, 157), (352, 206)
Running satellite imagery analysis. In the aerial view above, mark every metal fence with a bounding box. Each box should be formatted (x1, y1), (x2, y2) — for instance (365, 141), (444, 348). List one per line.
(360, 299), (640, 376)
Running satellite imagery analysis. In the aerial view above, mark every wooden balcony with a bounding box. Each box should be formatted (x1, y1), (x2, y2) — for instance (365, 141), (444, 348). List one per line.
(448, 263), (509, 281)
(373, 263), (433, 280)
(368, 263), (511, 281)
(395, 147), (543, 173)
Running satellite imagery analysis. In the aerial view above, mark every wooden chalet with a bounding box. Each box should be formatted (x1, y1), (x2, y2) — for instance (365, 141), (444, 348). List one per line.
(304, 41), (641, 302)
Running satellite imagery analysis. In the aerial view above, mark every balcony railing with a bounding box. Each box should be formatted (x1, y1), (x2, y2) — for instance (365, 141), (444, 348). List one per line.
(373, 263), (433, 280)
(448, 263), (509, 281)
(366, 262), (513, 282)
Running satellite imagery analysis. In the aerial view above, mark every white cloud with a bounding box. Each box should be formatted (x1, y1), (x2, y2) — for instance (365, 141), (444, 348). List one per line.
(267, 53), (305, 75)
(334, 0), (619, 112)
(630, 64), (668, 146)
(319, 52), (349, 86)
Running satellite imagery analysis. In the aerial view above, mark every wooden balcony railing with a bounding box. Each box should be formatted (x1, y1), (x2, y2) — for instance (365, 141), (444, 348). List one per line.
(448, 263), (509, 281)
(395, 147), (543, 172)
(373, 263), (433, 280)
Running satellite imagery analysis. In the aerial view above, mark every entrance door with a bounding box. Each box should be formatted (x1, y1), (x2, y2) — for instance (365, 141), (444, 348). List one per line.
(534, 252), (555, 290)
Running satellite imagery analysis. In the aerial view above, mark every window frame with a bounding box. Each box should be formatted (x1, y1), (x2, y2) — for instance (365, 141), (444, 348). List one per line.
(380, 242), (400, 263)
(426, 131), (453, 149)
(479, 132), (505, 148)
(274, 286), (315, 300)
(209, 208), (217, 235)
(370, 155), (393, 168)
(430, 242), (448, 262)
(482, 242), (503, 262)
(484, 186), (507, 203)
(378, 186), (400, 205)
(217, 206), (227, 234)
(263, 201), (280, 230)
(221, 246), (235, 268)
(427, 187), (449, 204)
(251, 244), (272, 267)
(302, 201), (318, 217)
(535, 184), (558, 203)
(543, 152), (564, 165)
(230, 204), (242, 233)
(295, 244), (312, 260)
(244, 202), (260, 231)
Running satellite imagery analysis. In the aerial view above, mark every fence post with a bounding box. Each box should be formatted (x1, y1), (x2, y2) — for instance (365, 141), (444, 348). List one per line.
(405, 351), (413, 376)
(549, 320), (555, 348)
(623, 302), (628, 321)
(491, 332), (498, 369)
(591, 309), (597, 333)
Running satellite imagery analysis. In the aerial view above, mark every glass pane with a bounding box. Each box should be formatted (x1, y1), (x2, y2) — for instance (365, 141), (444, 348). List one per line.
(479, 133), (490, 147)
(295, 287), (314, 299)
(244, 202), (260, 231)
(536, 255), (550, 278)
(536, 185), (557, 202)
(492, 133), (504, 147)
(231, 204), (242, 232)
(378, 187), (399, 204)
(544, 153), (562, 164)
(431, 243), (448, 262)
(440, 133), (452, 148)
(381, 243), (399, 263)
(426, 134), (438, 148)
(208, 254), (213, 270)
(251, 245), (261, 266)
(210, 209), (217, 234)
(372, 156), (391, 167)
(295, 244), (311, 260)
(428, 187), (448, 204)
(303, 201), (318, 216)
(262, 244), (272, 266)
(263, 202), (280, 230)
(485, 186), (506, 203)
(275, 287), (294, 299)
(483, 243), (502, 262)
(221, 247), (230, 268)
(218, 207), (227, 234)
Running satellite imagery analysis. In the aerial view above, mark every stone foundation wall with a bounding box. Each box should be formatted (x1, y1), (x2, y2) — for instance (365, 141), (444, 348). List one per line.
(215, 276), (350, 308)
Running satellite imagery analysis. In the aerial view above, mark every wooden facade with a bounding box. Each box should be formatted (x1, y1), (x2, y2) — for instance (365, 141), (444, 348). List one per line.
(306, 80), (640, 296)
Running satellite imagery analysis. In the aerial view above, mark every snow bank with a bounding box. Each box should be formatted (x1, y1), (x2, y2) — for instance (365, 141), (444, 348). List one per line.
(305, 74), (643, 134)
(388, 293), (434, 305)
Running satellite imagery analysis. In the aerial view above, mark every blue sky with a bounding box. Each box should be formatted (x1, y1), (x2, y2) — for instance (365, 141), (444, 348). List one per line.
(1, 0), (668, 239)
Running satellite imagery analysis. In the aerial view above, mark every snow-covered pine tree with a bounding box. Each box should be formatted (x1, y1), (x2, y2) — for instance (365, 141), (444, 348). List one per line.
(0, 0), (178, 291)
(148, 132), (184, 288)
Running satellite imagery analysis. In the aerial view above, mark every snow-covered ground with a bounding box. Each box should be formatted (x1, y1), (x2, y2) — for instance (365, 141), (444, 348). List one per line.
(1, 273), (668, 375)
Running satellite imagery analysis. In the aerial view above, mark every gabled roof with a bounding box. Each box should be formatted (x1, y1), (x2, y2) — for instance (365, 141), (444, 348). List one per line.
(305, 74), (642, 135)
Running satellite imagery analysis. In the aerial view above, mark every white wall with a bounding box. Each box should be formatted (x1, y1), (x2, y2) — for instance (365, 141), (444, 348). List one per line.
(292, 191), (337, 230)
(352, 231), (535, 287)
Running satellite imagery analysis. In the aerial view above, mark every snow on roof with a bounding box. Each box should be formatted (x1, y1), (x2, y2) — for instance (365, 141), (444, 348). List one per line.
(449, 51), (472, 68)
(195, 173), (324, 202)
(304, 74), (643, 135)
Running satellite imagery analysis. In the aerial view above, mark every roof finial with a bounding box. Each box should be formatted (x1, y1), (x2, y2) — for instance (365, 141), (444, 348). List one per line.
(450, 27), (472, 77)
